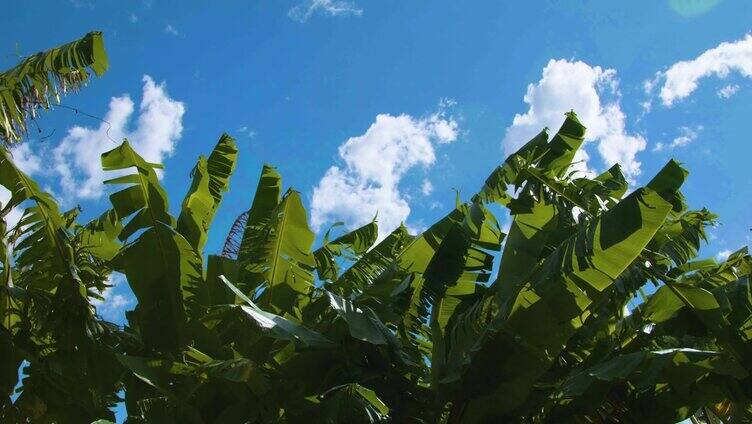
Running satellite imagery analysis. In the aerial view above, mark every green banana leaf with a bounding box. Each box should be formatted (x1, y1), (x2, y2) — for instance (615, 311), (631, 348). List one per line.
(177, 134), (238, 253)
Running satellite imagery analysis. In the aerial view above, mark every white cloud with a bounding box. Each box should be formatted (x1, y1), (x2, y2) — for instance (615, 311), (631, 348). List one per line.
(130, 13), (138, 23)
(421, 179), (433, 196)
(92, 273), (132, 321)
(716, 249), (732, 261)
(164, 24), (179, 36)
(652, 125), (703, 152)
(52, 75), (185, 201)
(8, 143), (42, 176)
(311, 109), (457, 240)
(652, 33), (752, 106)
(289, 0), (363, 22)
(717, 84), (740, 98)
(502, 59), (646, 181)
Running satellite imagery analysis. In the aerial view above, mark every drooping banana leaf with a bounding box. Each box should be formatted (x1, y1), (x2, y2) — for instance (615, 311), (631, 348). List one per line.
(472, 129), (549, 206)
(486, 113), (597, 317)
(103, 140), (203, 353)
(650, 208), (717, 266)
(548, 349), (748, 423)
(573, 163), (628, 210)
(536, 110), (587, 178)
(332, 224), (412, 298)
(0, 146), (82, 295)
(445, 160), (687, 421)
(319, 383), (390, 423)
(377, 208), (466, 290)
(624, 248), (752, 373)
(314, 220), (378, 282)
(401, 202), (502, 358)
(427, 203), (506, 387)
(326, 291), (389, 345)
(0, 149), (119, 421)
(0, 146), (121, 422)
(215, 276), (333, 349)
(472, 111), (586, 208)
(102, 139), (173, 241)
(0, 32), (108, 143)
(177, 134), (238, 253)
(549, 206), (716, 379)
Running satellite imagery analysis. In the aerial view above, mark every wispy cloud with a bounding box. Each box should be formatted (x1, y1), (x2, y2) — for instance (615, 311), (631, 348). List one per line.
(652, 125), (703, 152)
(130, 13), (139, 23)
(236, 126), (257, 138)
(717, 84), (740, 99)
(289, 0), (363, 23)
(502, 59), (646, 182)
(647, 33), (752, 106)
(164, 24), (179, 36)
(311, 104), (457, 240)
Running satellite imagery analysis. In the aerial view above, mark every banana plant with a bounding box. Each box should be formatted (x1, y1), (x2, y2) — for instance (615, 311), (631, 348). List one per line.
(1, 111), (750, 424)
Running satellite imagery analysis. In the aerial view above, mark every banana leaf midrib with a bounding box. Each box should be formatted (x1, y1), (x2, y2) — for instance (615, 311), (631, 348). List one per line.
(265, 193), (292, 309)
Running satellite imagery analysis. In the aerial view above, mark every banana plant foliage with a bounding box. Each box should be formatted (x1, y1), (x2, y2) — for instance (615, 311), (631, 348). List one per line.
(0, 31), (108, 144)
(0, 110), (750, 424)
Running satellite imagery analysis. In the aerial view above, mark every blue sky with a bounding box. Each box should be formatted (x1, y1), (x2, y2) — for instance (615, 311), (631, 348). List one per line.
(2, 0), (752, 341)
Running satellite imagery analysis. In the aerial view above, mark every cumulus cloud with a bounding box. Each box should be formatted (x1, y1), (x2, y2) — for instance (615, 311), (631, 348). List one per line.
(52, 75), (185, 201)
(502, 59), (646, 181)
(311, 109), (457, 240)
(650, 33), (752, 106)
(653, 125), (703, 152)
(717, 84), (740, 99)
(289, 0), (362, 22)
